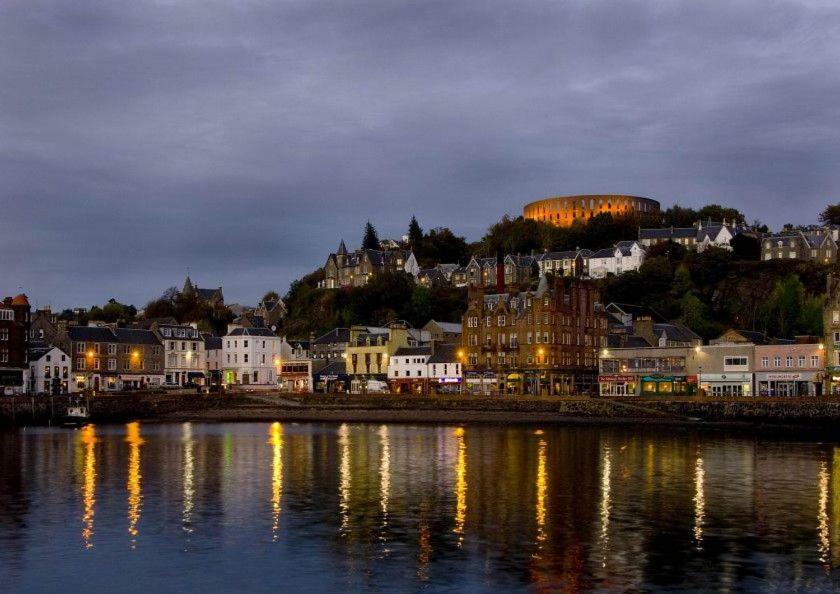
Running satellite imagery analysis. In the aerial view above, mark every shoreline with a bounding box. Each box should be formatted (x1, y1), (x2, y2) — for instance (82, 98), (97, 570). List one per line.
(3, 392), (840, 438)
(151, 406), (838, 438)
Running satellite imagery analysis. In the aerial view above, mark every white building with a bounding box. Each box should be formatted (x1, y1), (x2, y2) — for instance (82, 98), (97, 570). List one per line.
(221, 327), (282, 387)
(388, 346), (433, 393)
(588, 241), (646, 279)
(153, 322), (206, 386)
(388, 343), (462, 393)
(28, 346), (72, 395)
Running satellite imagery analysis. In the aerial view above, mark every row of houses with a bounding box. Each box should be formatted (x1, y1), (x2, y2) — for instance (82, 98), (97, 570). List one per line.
(323, 220), (749, 292)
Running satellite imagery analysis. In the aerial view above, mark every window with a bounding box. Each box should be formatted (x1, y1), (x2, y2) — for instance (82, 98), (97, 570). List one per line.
(77, 342), (86, 354)
(786, 356), (793, 367)
(761, 356), (768, 368)
(812, 355), (820, 367)
(77, 358), (85, 370)
(798, 356), (805, 367)
(833, 310), (839, 324)
(497, 315), (506, 327)
(774, 356), (781, 367)
(724, 356), (748, 367)
(108, 343), (116, 355)
(244, 340), (249, 348)
(0, 329), (7, 341)
(108, 358), (116, 371)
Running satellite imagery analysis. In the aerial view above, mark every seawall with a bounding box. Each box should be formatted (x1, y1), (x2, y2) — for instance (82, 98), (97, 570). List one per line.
(3, 392), (840, 435)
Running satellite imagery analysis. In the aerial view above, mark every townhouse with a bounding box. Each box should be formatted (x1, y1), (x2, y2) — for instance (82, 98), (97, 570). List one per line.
(66, 325), (164, 391)
(461, 275), (608, 395)
(28, 346), (72, 395)
(0, 294), (30, 395)
(151, 322), (206, 386)
(221, 327), (283, 387)
(345, 322), (430, 387)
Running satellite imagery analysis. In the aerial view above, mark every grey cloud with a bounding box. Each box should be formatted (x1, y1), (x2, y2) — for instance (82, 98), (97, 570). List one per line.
(2, 0), (840, 307)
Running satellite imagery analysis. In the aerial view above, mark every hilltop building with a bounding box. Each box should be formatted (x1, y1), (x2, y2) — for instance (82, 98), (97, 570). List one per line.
(524, 194), (660, 227)
(638, 219), (743, 252)
(322, 240), (419, 288)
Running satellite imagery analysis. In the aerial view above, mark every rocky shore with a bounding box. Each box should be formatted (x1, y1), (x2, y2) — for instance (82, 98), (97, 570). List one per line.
(2, 391), (840, 435)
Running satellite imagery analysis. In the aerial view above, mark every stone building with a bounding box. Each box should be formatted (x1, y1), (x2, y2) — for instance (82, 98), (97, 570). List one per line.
(66, 325), (164, 391)
(639, 220), (742, 252)
(762, 231), (836, 264)
(0, 294), (31, 394)
(460, 275), (607, 395)
(825, 274), (840, 395)
(322, 240), (419, 288)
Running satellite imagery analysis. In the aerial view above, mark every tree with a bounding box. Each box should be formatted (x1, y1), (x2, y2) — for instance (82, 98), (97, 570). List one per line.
(819, 204), (840, 226)
(362, 221), (380, 250)
(409, 285), (432, 326)
(419, 227), (469, 268)
(261, 291), (280, 303)
(730, 233), (761, 261)
(407, 216), (423, 251)
(697, 204), (745, 224)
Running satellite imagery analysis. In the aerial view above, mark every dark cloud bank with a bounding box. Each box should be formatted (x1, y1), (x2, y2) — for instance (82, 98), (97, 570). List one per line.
(2, 0), (839, 307)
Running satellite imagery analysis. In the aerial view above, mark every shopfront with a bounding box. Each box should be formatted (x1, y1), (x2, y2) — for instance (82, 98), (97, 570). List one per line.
(640, 375), (697, 396)
(431, 377), (461, 394)
(598, 374), (637, 396)
(756, 372), (821, 397)
(465, 371), (497, 395)
(700, 373), (752, 397)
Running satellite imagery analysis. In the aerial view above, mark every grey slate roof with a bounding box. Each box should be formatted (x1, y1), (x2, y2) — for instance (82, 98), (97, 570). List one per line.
(114, 328), (162, 345)
(653, 323), (701, 344)
(427, 320), (461, 334)
(427, 343), (459, 364)
(393, 346), (432, 357)
(204, 336), (222, 350)
(67, 326), (117, 342)
(227, 327), (277, 337)
(314, 328), (351, 345)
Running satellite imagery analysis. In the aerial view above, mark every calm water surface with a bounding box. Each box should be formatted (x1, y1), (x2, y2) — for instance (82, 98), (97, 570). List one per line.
(1, 422), (839, 592)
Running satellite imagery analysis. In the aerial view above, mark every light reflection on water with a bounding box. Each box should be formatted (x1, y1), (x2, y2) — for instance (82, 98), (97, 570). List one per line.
(2, 422), (840, 593)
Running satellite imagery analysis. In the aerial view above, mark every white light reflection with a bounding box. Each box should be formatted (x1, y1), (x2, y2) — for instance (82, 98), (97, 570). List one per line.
(694, 456), (705, 551)
(379, 425), (390, 533)
(599, 445), (611, 568)
(182, 423), (194, 536)
(338, 423), (350, 535)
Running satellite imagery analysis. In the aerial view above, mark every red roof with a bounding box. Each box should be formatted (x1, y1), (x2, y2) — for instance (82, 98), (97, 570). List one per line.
(11, 294), (29, 306)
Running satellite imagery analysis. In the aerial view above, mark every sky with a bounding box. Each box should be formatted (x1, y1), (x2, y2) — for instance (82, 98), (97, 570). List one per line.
(2, 0), (840, 309)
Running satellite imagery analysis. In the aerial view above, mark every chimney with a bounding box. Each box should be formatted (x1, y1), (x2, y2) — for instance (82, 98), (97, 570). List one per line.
(633, 316), (656, 346)
(496, 249), (504, 293)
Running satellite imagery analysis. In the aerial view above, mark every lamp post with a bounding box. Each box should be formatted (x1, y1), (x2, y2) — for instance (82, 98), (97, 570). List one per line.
(86, 350), (94, 394)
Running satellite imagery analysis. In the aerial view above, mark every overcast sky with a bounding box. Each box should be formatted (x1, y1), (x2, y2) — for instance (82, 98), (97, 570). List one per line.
(2, 0), (840, 309)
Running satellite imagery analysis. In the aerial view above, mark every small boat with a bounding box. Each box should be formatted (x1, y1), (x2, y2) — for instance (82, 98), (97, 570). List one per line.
(63, 398), (91, 427)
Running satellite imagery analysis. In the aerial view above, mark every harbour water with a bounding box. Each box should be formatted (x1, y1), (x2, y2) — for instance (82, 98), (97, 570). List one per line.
(1, 422), (839, 592)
